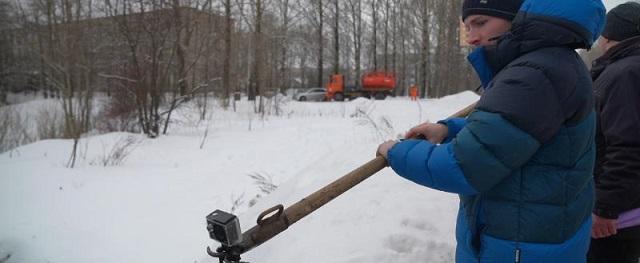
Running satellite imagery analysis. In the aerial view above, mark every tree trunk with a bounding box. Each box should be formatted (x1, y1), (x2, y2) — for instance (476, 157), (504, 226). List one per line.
(371, 0), (378, 71)
(253, 0), (264, 113)
(317, 0), (324, 87)
(383, 0), (389, 72)
(419, 0), (430, 98)
(223, 0), (233, 107)
(333, 0), (339, 75)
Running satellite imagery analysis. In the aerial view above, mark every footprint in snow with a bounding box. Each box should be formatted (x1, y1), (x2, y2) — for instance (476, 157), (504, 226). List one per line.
(384, 234), (455, 261)
(401, 217), (438, 233)
(384, 234), (422, 254)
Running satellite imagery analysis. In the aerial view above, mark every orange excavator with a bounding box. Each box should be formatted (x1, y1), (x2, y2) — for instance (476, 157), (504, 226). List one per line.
(325, 71), (396, 101)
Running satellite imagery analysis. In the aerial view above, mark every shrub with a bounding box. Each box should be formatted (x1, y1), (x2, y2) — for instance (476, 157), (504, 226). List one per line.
(0, 107), (32, 153)
(92, 135), (141, 166)
(35, 106), (64, 140)
(95, 88), (139, 133)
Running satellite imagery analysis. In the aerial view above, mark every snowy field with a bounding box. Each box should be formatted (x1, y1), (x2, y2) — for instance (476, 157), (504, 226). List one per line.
(0, 92), (479, 263)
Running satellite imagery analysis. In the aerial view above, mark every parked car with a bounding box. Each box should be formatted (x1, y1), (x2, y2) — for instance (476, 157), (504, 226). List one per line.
(293, 88), (326, 101)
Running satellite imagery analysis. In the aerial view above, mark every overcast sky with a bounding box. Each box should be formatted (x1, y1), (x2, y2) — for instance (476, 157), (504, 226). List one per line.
(604, 0), (638, 10)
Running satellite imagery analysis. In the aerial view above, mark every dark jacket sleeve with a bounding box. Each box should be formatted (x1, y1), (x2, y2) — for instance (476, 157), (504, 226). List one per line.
(594, 68), (640, 218)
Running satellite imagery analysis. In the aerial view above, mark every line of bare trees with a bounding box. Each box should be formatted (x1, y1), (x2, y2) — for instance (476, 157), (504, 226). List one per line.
(0, 0), (477, 162)
(2, 0), (478, 101)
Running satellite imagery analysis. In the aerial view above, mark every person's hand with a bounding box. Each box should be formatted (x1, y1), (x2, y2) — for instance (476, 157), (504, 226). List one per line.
(405, 122), (448, 144)
(591, 214), (618, 239)
(377, 140), (398, 159)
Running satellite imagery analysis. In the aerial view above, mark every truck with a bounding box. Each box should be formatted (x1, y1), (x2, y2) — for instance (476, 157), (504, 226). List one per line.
(325, 71), (396, 101)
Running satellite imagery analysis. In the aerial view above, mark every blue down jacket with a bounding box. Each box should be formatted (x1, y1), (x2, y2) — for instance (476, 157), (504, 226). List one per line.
(386, 1), (605, 262)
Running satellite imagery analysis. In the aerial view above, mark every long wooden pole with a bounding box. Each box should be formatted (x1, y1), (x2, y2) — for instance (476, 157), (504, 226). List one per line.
(232, 101), (478, 255)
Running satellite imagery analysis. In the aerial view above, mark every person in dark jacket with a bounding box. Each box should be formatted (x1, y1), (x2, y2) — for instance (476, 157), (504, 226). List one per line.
(588, 2), (640, 263)
(377, 0), (605, 262)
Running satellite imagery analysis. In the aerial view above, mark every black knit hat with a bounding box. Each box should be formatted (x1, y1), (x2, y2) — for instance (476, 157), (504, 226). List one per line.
(601, 1), (640, 41)
(462, 0), (524, 21)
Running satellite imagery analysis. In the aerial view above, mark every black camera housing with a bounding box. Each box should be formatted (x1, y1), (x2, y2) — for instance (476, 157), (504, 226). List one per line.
(206, 210), (242, 247)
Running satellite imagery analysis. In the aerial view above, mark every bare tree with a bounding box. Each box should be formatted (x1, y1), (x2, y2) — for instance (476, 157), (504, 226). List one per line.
(382, 0), (389, 72)
(388, 0), (402, 95)
(345, 0), (362, 86)
(106, 0), (166, 137)
(433, 0), (447, 97)
(418, 0), (430, 98)
(3, 0), (482, 137)
(234, 0), (268, 115)
(104, 0), (223, 137)
(274, 0), (300, 93)
(313, 0), (324, 87)
(0, 0), (13, 104)
(369, 0), (378, 71)
(295, 0), (326, 88)
(447, 0), (468, 95)
(331, 0), (339, 75)
(162, 1), (222, 134)
(20, 0), (99, 167)
(222, 0), (233, 108)
(249, 0), (265, 113)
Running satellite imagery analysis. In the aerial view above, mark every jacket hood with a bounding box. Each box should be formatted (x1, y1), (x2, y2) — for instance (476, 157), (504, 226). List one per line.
(516, 0), (606, 48)
(468, 0), (606, 88)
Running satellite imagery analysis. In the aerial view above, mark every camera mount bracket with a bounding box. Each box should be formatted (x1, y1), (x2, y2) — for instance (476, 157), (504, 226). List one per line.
(206, 245), (246, 263)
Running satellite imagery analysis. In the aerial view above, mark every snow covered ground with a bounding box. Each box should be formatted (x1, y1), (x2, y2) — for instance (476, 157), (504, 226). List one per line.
(0, 92), (479, 263)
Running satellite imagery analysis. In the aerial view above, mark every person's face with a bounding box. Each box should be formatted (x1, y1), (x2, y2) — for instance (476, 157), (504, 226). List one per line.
(596, 36), (618, 53)
(463, 15), (513, 47)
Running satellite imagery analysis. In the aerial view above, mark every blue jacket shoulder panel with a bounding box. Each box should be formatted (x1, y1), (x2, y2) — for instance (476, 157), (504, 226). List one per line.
(453, 110), (540, 192)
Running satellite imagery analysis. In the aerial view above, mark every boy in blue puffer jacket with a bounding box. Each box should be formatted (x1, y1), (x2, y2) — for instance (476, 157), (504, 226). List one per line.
(377, 0), (606, 262)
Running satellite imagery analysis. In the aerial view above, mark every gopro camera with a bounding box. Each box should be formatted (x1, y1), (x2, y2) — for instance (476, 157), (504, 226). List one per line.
(206, 210), (242, 247)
